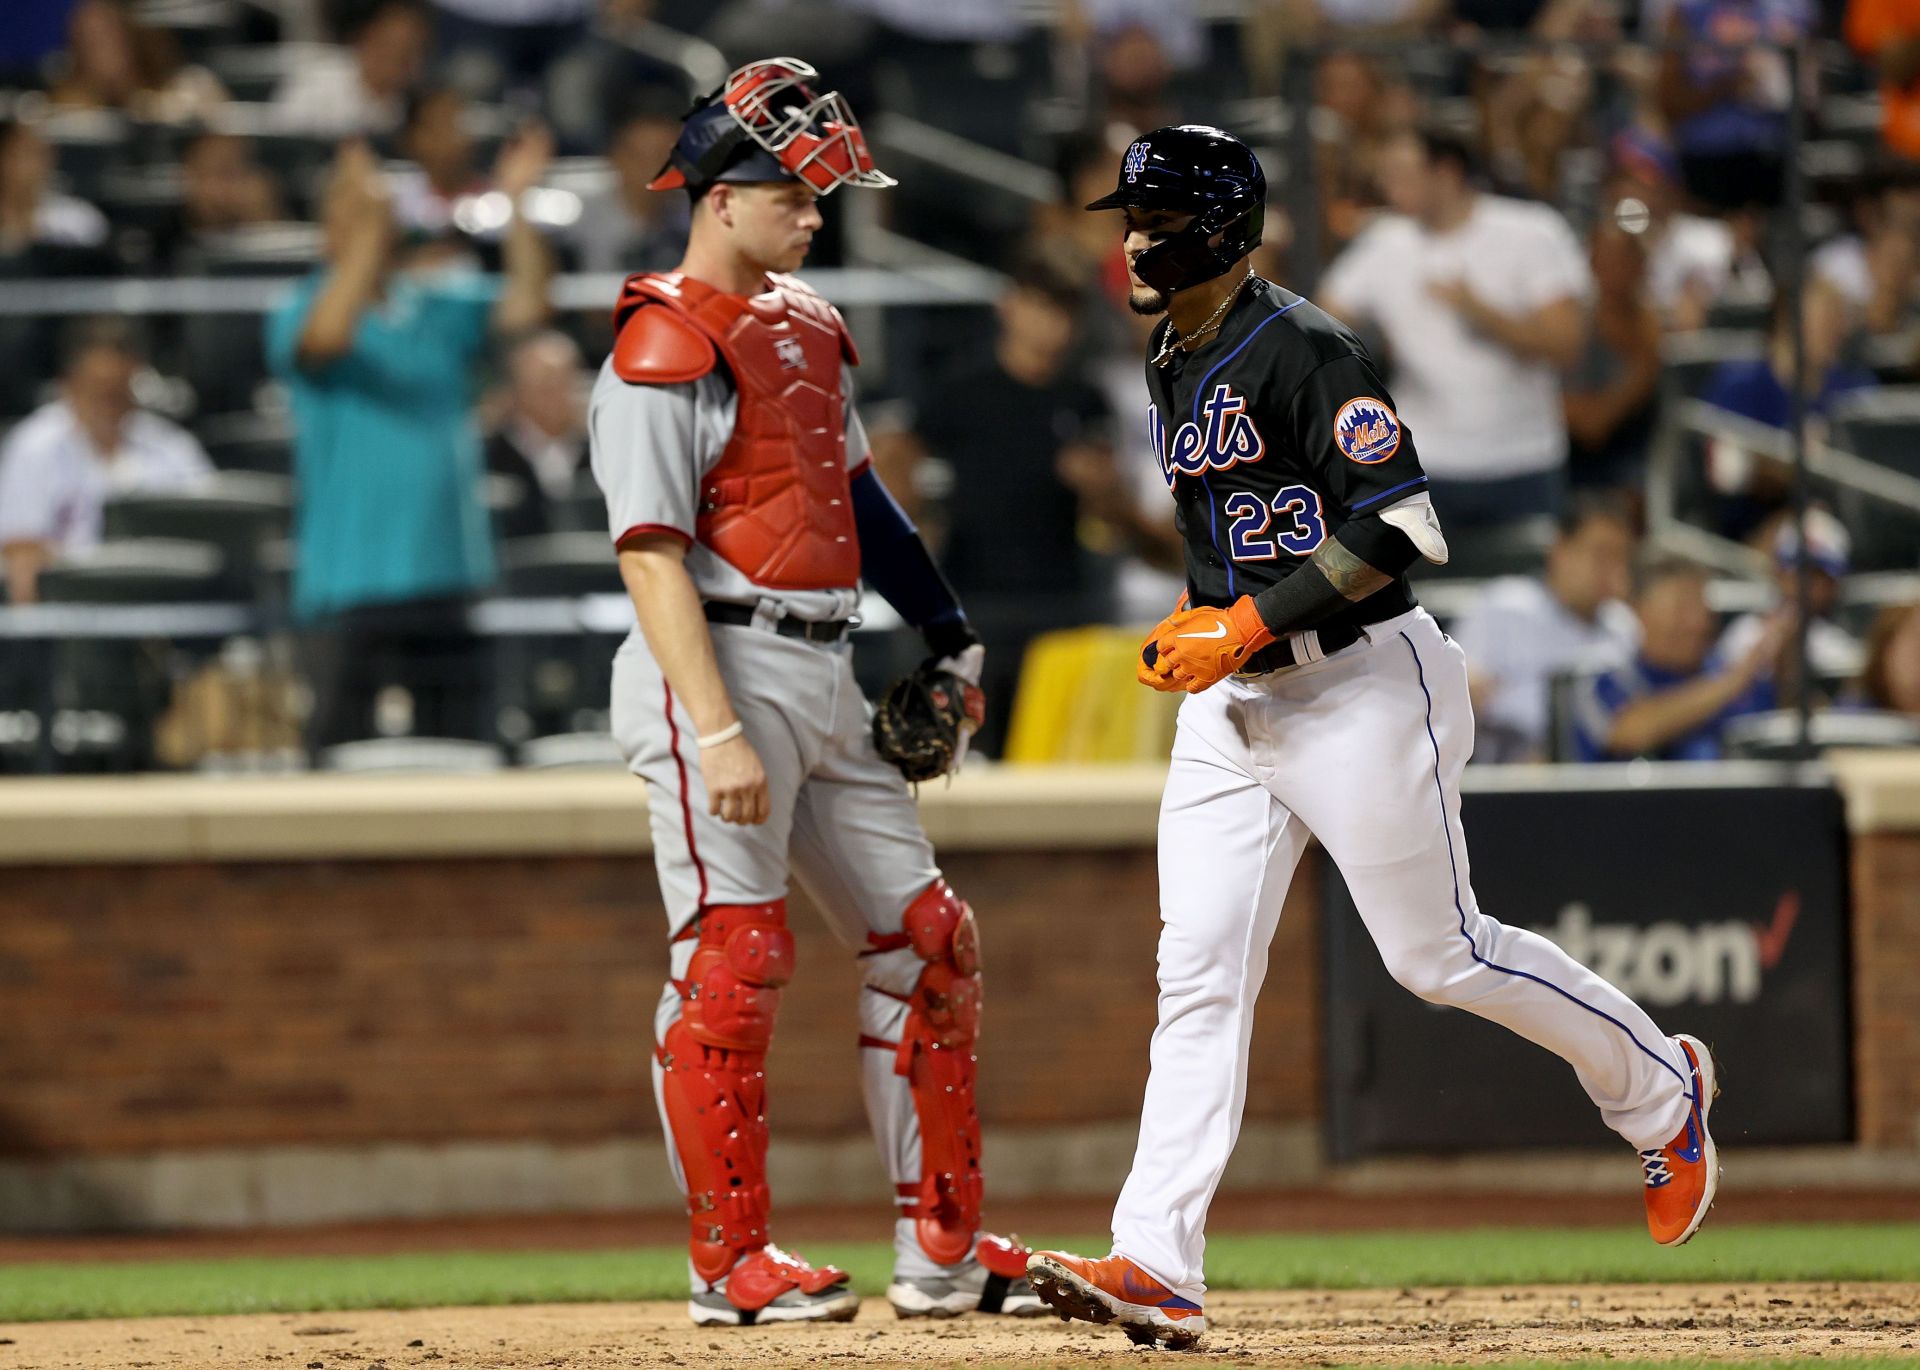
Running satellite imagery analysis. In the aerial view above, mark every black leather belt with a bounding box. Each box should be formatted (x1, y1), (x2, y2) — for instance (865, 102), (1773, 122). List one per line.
(1237, 620), (1364, 677)
(704, 601), (853, 643)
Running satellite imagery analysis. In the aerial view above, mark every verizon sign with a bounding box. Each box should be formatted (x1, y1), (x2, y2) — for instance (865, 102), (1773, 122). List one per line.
(1325, 781), (1850, 1155)
(1532, 893), (1802, 1007)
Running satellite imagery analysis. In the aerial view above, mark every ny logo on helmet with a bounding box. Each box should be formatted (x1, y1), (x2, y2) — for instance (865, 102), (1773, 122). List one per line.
(1124, 141), (1150, 183)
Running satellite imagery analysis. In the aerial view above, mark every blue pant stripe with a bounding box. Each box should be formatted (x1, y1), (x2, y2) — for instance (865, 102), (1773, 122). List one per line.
(1397, 630), (1690, 1100)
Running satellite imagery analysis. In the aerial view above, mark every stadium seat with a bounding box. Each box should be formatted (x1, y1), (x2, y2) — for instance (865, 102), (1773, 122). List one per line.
(1829, 388), (1920, 570)
(196, 409), (294, 474)
(1723, 708), (1920, 758)
(100, 472), (293, 601)
(1661, 330), (1765, 402)
(35, 538), (227, 605)
(1004, 625), (1180, 763)
(178, 225), (322, 414)
(498, 533), (623, 598)
(318, 737), (508, 772)
(517, 731), (624, 769)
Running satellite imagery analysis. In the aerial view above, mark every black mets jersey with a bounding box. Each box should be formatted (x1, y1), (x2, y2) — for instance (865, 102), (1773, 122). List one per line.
(1144, 276), (1427, 632)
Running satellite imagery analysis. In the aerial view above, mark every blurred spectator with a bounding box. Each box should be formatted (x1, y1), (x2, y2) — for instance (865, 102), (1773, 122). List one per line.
(0, 322), (212, 604)
(1855, 600), (1920, 715)
(1454, 495), (1640, 763)
(565, 106), (690, 273)
(1605, 130), (1744, 332)
(266, 134), (553, 747)
(389, 87), (489, 242)
(429, 0), (592, 105)
(157, 130), (286, 269)
(48, 0), (229, 122)
(1563, 219), (1662, 491)
(1718, 507), (1865, 683)
(542, 1), (694, 154)
(1811, 164), (1920, 338)
(0, 118), (110, 270)
(1847, 0), (1920, 160)
(1573, 556), (1785, 761)
(273, 0), (432, 139)
(485, 329), (590, 540)
(1090, 23), (1178, 132)
(1318, 129), (1590, 526)
(1060, 0), (1207, 69)
(1245, 0), (1444, 96)
(912, 250), (1114, 752)
(1699, 280), (1876, 539)
(1657, 0), (1813, 216)
(1476, 0), (1620, 202)
(1310, 52), (1419, 256)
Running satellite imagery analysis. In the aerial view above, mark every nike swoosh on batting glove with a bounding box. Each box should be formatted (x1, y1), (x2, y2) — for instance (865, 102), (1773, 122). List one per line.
(1141, 596), (1274, 693)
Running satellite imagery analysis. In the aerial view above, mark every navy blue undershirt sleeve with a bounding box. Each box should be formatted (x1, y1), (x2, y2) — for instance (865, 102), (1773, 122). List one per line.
(849, 466), (976, 656)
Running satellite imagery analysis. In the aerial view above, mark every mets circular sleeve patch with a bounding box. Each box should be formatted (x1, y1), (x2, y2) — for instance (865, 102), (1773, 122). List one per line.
(1334, 397), (1402, 464)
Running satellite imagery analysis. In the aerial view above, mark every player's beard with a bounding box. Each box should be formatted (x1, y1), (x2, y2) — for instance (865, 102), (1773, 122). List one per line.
(1128, 284), (1168, 315)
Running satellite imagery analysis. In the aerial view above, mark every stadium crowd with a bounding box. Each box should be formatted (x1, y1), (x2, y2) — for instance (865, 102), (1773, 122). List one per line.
(1, 0), (1919, 771)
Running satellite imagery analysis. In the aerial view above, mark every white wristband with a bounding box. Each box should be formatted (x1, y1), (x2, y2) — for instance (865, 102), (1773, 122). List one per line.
(696, 721), (745, 750)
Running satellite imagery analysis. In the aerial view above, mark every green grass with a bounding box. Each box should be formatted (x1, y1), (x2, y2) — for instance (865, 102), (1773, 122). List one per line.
(1, 1223), (1918, 1324)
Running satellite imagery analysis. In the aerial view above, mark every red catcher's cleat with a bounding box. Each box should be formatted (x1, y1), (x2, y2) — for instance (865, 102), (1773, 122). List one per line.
(1643, 1034), (1720, 1247)
(1025, 1249), (1205, 1350)
(688, 1245), (859, 1326)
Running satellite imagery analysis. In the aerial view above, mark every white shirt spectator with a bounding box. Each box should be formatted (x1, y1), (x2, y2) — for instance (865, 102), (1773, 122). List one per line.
(1645, 213), (1737, 321)
(270, 47), (403, 139)
(1319, 195), (1591, 482)
(0, 400), (213, 557)
(1451, 575), (1638, 761)
(1717, 612), (1864, 679)
(32, 193), (110, 249)
(1811, 234), (1874, 316)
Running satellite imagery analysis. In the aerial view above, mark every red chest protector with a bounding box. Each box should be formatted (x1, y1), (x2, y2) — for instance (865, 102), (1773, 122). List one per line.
(612, 271), (861, 591)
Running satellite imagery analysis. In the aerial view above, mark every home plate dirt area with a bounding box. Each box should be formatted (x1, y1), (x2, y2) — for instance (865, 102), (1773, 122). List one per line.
(1, 1283), (1915, 1370)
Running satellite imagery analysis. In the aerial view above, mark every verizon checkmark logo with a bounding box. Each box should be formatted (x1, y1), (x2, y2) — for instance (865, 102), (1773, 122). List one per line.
(1756, 890), (1800, 971)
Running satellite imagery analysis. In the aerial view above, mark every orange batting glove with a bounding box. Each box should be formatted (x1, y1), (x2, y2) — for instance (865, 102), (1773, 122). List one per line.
(1137, 596), (1275, 693)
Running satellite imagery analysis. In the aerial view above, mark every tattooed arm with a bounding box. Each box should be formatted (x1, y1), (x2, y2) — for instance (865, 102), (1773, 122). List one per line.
(1246, 529), (1405, 637)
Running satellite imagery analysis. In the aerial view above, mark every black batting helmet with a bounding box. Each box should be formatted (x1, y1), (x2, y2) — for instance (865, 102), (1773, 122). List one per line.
(1087, 125), (1265, 293)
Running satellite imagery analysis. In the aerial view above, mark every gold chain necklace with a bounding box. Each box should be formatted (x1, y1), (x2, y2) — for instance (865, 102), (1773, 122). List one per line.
(1150, 274), (1252, 368)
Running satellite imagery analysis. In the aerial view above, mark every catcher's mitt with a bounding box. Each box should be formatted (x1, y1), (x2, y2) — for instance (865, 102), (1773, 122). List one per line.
(872, 659), (986, 782)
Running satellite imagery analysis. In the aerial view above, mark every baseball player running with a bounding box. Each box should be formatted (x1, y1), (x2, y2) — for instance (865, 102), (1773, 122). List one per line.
(1026, 126), (1720, 1350)
(591, 59), (1039, 1328)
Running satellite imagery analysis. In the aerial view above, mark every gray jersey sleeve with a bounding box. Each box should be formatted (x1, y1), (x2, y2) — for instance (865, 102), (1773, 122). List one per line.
(842, 363), (871, 474)
(588, 357), (736, 545)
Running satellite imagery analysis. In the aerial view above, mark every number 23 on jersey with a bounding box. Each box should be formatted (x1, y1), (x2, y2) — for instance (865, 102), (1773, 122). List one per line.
(1224, 486), (1325, 561)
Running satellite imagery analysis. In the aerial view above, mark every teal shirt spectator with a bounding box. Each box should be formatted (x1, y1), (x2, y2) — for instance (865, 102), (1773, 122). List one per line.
(267, 269), (499, 622)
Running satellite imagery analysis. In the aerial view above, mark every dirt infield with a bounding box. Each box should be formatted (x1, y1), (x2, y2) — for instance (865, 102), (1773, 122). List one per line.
(1, 1283), (1915, 1369)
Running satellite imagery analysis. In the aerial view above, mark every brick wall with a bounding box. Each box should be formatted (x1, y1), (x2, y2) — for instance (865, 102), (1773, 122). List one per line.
(1852, 832), (1920, 1149)
(0, 851), (1322, 1159)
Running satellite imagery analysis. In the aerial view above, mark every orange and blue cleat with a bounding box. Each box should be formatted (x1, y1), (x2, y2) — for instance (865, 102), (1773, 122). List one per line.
(1643, 1033), (1720, 1247)
(1025, 1249), (1205, 1349)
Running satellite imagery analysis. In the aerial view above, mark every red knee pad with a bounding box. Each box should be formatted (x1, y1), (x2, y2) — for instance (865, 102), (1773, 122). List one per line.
(682, 900), (795, 1051)
(659, 901), (794, 1283)
(888, 880), (988, 1266)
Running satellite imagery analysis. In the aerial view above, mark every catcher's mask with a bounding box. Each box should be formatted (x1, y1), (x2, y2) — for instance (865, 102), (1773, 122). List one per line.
(1087, 124), (1265, 294)
(649, 57), (895, 197)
